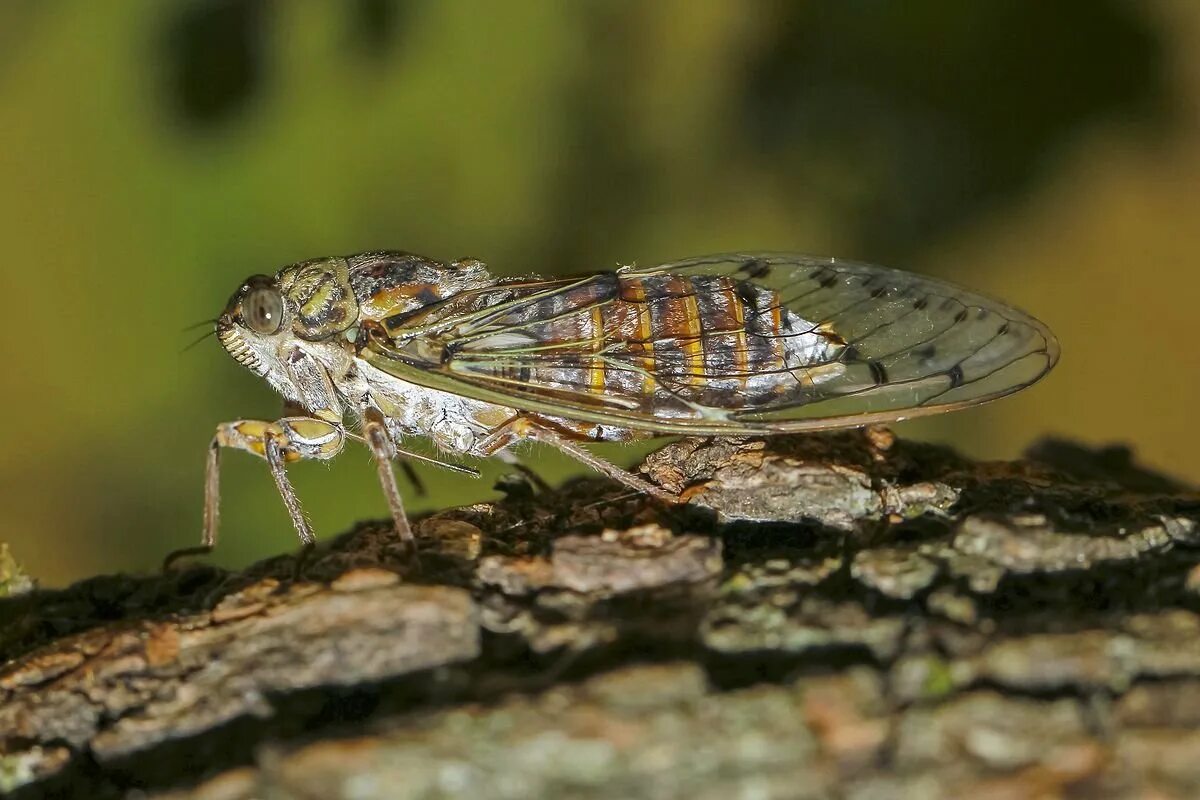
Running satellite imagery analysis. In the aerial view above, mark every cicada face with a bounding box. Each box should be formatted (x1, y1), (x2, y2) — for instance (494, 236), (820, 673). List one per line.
(216, 257), (361, 405)
(215, 274), (289, 379)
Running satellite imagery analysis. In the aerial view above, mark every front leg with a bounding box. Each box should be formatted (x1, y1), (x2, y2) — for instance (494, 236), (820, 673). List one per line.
(171, 415), (345, 568)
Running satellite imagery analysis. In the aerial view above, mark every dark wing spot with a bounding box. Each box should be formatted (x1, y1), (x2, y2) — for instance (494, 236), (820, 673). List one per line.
(842, 344), (861, 362)
(913, 297), (929, 310)
(810, 267), (838, 288)
(870, 287), (887, 299)
(947, 364), (965, 388)
(734, 280), (758, 306)
(997, 322), (1010, 336)
(953, 309), (969, 323)
(915, 344), (937, 359)
(740, 258), (772, 280)
(867, 360), (889, 385)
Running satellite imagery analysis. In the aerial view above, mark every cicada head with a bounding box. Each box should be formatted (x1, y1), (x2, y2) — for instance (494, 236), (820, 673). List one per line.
(215, 257), (360, 394)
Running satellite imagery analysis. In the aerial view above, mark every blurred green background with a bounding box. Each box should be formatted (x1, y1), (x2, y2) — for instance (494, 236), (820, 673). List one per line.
(1, 1), (1197, 586)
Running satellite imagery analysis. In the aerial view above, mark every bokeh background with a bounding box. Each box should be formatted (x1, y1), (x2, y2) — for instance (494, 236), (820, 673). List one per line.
(1, 1), (1197, 586)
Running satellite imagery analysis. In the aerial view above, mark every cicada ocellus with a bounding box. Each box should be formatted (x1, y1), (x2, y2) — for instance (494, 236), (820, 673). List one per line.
(193, 251), (1058, 556)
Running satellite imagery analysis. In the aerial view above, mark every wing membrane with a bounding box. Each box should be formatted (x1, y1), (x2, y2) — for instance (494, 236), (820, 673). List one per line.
(359, 253), (1058, 435)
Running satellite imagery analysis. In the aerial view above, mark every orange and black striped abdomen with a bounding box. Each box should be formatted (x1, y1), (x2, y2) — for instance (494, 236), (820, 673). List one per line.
(608, 274), (802, 409)
(466, 272), (833, 415)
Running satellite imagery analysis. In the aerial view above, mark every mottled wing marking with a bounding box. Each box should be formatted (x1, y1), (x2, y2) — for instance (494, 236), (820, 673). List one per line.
(358, 253), (1059, 435)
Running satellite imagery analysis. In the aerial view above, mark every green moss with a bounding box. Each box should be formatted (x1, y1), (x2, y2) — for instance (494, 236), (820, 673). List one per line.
(0, 544), (34, 597)
(0, 751), (39, 793)
(920, 657), (957, 699)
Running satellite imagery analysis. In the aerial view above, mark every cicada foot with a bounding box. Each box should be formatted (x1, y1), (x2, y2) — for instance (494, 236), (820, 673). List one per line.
(289, 541), (317, 581)
(492, 450), (553, 496)
(162, 543), (215, 573)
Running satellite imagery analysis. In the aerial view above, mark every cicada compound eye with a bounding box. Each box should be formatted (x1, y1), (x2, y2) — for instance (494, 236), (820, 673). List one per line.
(243, 286), (285, 335)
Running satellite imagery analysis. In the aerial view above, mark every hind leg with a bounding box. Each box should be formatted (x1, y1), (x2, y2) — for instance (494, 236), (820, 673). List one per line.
(475, 416), (677, 503)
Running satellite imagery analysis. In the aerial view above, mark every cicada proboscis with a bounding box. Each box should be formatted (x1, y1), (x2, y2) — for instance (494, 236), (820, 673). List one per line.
(190, 251), (1058, 559)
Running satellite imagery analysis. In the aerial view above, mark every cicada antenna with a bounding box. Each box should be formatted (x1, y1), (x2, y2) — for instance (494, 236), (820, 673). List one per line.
(181, 318), (220, 353)
(181, 328), (217, 353)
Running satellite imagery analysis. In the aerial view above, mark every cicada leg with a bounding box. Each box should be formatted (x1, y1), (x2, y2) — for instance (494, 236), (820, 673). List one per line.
(360, 406), (416, 548)
(476, 416), (678, 503)
(492, 450), (553, 493)
(165, 415), (344, 570)
(398, 460), (428, 496)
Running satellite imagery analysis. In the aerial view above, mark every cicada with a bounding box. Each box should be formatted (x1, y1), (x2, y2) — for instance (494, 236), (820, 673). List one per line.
(195, 251), (1058, 555)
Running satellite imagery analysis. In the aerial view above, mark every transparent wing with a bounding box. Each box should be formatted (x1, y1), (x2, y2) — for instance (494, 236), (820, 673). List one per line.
(359, 253), (1059, 435)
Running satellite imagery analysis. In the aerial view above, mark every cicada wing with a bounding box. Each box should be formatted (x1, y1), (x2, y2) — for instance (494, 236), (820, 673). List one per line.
(361, 253), (1058, 435)
(627, 253), (1059, 426)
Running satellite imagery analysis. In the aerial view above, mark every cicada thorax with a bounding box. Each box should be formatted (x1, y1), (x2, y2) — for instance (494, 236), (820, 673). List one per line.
(453, 272), (844, 418)
(276, 257), (359, 340)
(346, 251), (494, 323)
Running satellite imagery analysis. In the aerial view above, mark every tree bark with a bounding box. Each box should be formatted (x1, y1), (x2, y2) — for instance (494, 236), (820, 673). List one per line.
(1, 430), (1199, 799)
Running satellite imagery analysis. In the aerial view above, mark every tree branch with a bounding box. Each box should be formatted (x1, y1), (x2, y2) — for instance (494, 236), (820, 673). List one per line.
(1, 430), (1198, 798)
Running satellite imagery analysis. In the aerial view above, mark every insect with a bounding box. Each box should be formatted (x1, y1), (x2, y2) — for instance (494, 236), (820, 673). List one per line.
(192, 251), (1058, 557)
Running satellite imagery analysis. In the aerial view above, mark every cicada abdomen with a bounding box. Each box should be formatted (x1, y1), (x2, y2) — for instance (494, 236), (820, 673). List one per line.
(452, 272), (844, 419)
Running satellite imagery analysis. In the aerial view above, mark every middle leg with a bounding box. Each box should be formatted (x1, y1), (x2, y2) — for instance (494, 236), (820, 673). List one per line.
(360, 406), (415, 547)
